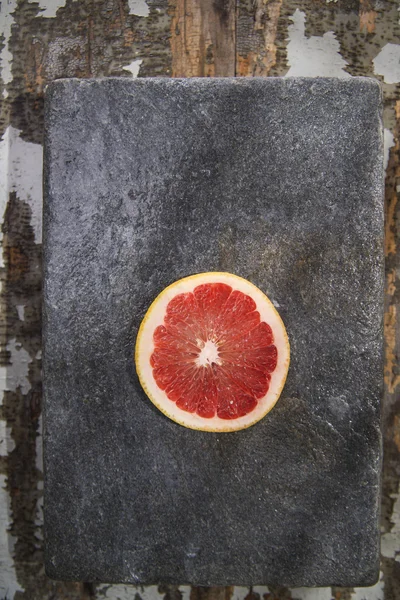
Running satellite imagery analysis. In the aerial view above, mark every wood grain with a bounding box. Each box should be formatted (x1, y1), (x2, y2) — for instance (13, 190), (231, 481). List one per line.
(236, 0), (282, 76)
(169, 0), (236, 77)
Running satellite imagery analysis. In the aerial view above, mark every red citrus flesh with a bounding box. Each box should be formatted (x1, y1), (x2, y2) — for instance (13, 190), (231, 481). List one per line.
(135, 272), (290, 432)
(150, 283), (278, 420)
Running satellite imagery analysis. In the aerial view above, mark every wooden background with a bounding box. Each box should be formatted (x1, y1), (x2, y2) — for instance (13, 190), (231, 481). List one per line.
(0, 0), (400, 599)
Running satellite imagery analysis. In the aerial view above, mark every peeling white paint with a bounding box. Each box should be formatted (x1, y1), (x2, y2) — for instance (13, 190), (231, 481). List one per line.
(29, 0), (72, 19)
(384, 128), (395, 170)
(96, 585), (133, 600)
(0, 122), (24, 593)
(0, 126), (9, 208)
(249, 587), (271, 596)
(123, 59), (143, 77)
(0, 126), (10, 267)
(6, 126), (43, 243)
(0, 338), (32, 396)
(351, 572), (384, 600)
(179, 587), (191, 600)
(0, 107), (39, 590)
(0, 119), (42, 267)
(128, 0), (150, 17)
(288, 580), (383, 600)
(381, 491), (400, 561)
(0, 420), (15, 456)
(16, 305), (25, 321)
(0, 475), (24, 599)
(0, 0), (17, 96)
(96, 584), (163, 600)
(373, 43), (400, 84)
(286, 9), (350, 78)
(290, 587), (332, 600)
(231, 588), (250, 600)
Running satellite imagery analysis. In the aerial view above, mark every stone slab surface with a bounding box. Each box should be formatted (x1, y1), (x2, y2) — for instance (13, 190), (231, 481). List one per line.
(43, 77), (384, 587)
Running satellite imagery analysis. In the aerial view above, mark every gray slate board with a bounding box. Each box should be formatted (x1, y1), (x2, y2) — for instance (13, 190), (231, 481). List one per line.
(43, 77), (384, 587)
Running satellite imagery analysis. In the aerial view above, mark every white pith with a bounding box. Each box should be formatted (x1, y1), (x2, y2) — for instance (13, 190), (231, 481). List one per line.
(135, 272), (290, 432)
(196, 339), (221, 367)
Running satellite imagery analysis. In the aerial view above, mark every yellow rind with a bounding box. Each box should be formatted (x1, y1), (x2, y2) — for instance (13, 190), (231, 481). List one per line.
(135, 272), (290, 432)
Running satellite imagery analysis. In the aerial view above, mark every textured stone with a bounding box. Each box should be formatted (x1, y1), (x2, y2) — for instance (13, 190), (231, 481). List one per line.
(43, 77), (384, 587)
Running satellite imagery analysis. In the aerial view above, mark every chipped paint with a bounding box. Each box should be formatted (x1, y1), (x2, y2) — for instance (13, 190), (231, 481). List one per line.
(0, 180), (47, 600)
(0, 127), (10, 265)
(0, 98), (23, 599)
(291, 588), (332, 600)
(15, 305), (24, 321)
(230, 588), (248, 600)
(28, 0), (69, 19)
(382, 491), (400, 561)
(384, 129), (395, 171)
(128, 0), (150, 18)
(0, 338), (32, 396)
(96, 584), (164, 600)
(0, 420), (15, 456)
(285, 10), (349, 78)
(247, 588), (270, 596)
(4, 127), (43, 243)
(0, 475), (24, 599)
(351, 573), (384, 600)
(373, 44), (400, 85)
(123, 58), (143, 77)
(0, 0), (17, 96)
(0, 120), (43, 598)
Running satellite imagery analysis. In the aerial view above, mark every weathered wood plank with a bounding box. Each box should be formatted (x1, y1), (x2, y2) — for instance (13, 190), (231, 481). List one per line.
(169, 0), (236, 77)
(1, 0), (400, 598)
(236, 0), (282, 76)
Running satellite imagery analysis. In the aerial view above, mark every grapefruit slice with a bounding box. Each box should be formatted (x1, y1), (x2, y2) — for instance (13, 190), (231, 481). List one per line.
(135, 272), (290, 432)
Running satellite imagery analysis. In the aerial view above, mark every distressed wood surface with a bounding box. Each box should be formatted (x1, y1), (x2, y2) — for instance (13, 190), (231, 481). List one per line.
(0, 0), (399, 599)
(170, 0), (236, 76)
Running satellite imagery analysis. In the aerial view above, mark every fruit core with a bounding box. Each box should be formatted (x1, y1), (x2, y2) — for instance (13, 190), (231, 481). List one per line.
(197, 339), (220, 367)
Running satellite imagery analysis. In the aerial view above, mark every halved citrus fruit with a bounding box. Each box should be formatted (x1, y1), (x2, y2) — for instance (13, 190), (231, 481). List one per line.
(135, 272), (290, 432)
